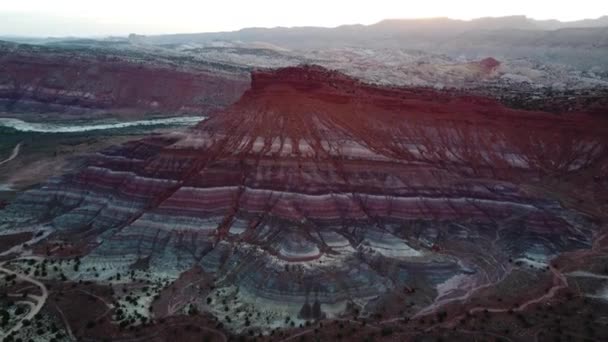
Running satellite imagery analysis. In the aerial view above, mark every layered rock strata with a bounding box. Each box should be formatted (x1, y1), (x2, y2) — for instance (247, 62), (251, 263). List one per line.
(1, 65), (606, 328)
(0, 43), (249, 118)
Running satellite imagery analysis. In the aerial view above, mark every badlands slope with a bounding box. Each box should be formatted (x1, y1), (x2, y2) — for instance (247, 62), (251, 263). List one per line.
(1, 65), (606, 336)
(0, 42), (249, 120)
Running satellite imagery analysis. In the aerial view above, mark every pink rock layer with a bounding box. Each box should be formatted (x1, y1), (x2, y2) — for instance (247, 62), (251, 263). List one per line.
(0, 44), (249, 117)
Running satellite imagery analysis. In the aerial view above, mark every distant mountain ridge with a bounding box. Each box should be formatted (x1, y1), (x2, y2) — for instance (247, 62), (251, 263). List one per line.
(130, 15), (608, 46)
(128, 16), (608, 69)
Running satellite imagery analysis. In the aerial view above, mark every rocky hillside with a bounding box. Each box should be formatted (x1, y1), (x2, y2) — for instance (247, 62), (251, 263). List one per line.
(0, 42), (250, 119)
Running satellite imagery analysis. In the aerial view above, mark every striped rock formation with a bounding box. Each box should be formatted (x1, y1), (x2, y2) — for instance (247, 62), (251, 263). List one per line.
(0, 42), (249, 118)
(1, 65), (606, 328)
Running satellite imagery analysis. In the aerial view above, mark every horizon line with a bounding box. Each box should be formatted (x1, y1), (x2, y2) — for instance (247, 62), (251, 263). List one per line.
(1, 13), (607, 39)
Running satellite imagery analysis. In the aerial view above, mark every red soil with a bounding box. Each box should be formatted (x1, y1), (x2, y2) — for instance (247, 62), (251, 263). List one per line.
(0, 232), (33, 254)
(477, 57), (501, 72)
(152, 266), (213, 318)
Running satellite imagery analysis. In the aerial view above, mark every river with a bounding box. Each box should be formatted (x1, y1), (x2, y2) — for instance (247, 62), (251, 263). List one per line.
(0, 116), (204, 133)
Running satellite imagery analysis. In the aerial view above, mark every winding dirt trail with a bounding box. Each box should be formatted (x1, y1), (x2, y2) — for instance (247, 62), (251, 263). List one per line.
(52, 302), (76, 341)
(0, 142), (22, 166)
(468, 265), (567, 315)
(0, 261), (49, 339)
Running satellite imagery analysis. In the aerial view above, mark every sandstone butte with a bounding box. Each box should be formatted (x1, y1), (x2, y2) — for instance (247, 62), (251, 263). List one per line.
(1, 65), (607, 322)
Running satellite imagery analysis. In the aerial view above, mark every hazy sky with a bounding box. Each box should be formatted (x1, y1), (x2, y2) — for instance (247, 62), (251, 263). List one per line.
(1, 0), (607, 37)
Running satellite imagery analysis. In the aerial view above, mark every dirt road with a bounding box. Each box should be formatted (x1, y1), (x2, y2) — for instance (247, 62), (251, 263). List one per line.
(0, 262), (48, 339)
(0, 142), (22, 167)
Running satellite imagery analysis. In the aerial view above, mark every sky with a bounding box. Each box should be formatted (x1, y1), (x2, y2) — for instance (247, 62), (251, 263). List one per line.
(1, 0), (607, 37)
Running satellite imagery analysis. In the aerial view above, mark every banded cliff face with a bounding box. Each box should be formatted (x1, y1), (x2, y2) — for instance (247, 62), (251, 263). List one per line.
(1, 66), (607, 329)
(0, 44), (249, 118)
